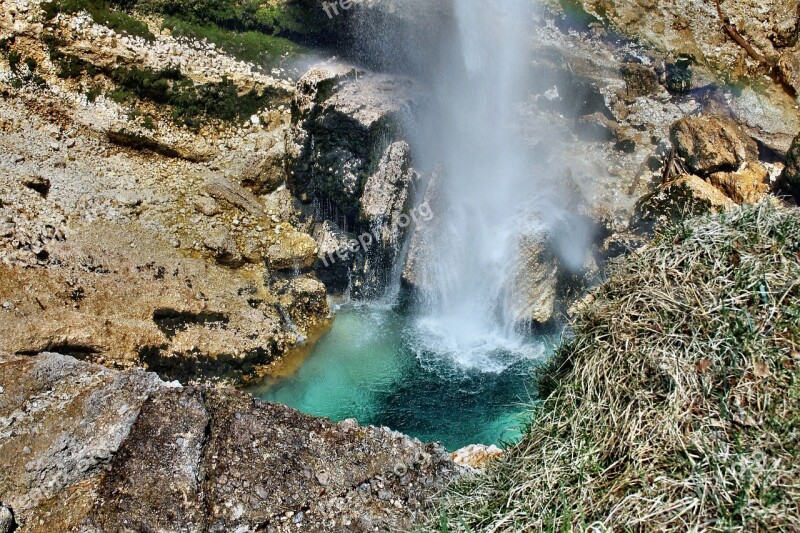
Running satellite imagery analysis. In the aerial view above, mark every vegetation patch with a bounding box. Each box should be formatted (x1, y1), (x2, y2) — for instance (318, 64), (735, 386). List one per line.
(41, 0), (155, 41)
(161, 16), (303, 67)
(434, 202), (800, 531)
(107, 65), (275, 127)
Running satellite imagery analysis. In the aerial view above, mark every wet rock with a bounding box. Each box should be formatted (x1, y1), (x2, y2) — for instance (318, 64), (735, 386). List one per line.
(267, 228), (318, 271)
(631, 174), (735, 232)
(277, 275), (329, 327)
(288, 63), (417, 218)
(312, 220), (354, 292)
(620, 62), (660, 98)
(510, 229), (559, 326)
(670, 116), (758, 176)
(779, 132), (800, 200)
(203, 228), (243, 268)
(708, 162), (772, 204)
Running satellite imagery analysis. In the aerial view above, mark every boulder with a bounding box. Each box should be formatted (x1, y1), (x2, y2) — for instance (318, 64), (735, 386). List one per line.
(312, 220), (355, 292)
(670, 116), (758, 176)
(0, 352), (459, 532)
(779, 132), (800, 200)
(510, 230), (559, 326)
(267, 227), (318, 271)
(631, 174), (735, 232)
(708, 162), (772, 204)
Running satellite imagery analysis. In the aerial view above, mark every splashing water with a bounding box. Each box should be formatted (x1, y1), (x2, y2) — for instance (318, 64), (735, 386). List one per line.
(406, 0), (554, 369)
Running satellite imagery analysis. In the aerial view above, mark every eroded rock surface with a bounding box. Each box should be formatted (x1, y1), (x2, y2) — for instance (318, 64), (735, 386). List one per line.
(0, 352), (459, 532)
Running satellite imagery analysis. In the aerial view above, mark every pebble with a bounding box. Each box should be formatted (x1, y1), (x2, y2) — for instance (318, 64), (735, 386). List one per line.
(0, 386), (4, 394)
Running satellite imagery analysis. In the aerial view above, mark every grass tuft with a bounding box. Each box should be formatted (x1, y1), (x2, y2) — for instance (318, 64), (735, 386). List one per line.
(432, 201), (800, 531)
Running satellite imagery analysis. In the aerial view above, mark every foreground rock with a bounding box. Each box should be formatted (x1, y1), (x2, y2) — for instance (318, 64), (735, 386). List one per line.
(0, 352), (459, 532)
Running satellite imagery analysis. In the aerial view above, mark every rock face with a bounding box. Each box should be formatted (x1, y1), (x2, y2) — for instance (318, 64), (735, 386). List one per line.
(0, 352), (459, 532)
(671, 116), (759, 176)
(288, 63), (423, 294)
(510, 230), (559, 326)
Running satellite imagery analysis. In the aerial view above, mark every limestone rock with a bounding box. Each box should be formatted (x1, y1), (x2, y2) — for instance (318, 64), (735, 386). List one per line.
(0, 506), (14, 533)
(312, 220), (355, 292)
(267, 228), (318, 271)
(510, 230), (559, 326)
(203, 228), (243, 268)
(0, 353), (459, 532)
(451, 444), (503, 470)
(708, 162), (771, 204)
(670, 116), (758, 176)
(631, 174), (735, 232)
(204, 176), (265, 217)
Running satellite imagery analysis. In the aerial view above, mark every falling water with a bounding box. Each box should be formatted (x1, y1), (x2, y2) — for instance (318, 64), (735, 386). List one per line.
(406, 0), (551, 371)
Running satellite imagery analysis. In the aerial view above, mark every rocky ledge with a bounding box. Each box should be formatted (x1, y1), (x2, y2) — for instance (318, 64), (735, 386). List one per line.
(0, 352), (459, 532)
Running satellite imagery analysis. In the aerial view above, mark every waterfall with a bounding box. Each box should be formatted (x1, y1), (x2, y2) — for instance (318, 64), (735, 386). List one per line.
(405, 0), (549, 371)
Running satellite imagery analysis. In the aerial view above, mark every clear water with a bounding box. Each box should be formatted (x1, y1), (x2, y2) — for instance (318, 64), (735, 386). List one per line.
(250, 300), (552, 452)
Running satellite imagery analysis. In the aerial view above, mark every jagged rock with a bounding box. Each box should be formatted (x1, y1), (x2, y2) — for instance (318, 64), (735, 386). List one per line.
(631, 174), (735, 232)
(777, 49), (800, 95)
(0, 353), (458, 532)
(708, 162), (772, 204)
(267, 227), (318, 271)
(288, 63), (417, 217)
(203, 228), (244, 268)
(204, 176), (266, 217)
(229, 142), (287, 195)
(277, 275), (329, 327)
(671, 116), (758, 176)
(510, 230), (559, 326)
(779, 132), (800, 200)
(312, 220), (355, 292)
(451, 444), (503, 470)
(360, 141), (421, 266)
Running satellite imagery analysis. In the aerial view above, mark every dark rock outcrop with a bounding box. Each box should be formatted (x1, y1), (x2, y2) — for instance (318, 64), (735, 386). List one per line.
(779, 132), (800, 201)
(288, 63), (423, 294)
(0, 352), (459, 532)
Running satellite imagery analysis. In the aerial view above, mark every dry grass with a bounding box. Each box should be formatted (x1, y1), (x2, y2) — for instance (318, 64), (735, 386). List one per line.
(432, 202), (800, 532)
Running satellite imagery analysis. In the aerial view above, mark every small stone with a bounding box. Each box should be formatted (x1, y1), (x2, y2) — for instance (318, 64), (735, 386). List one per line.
(194, 196), (220, 217)
(315, 471), (329, 486)
(0, 386), (4, 394)
(250, 115), (260, 126)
